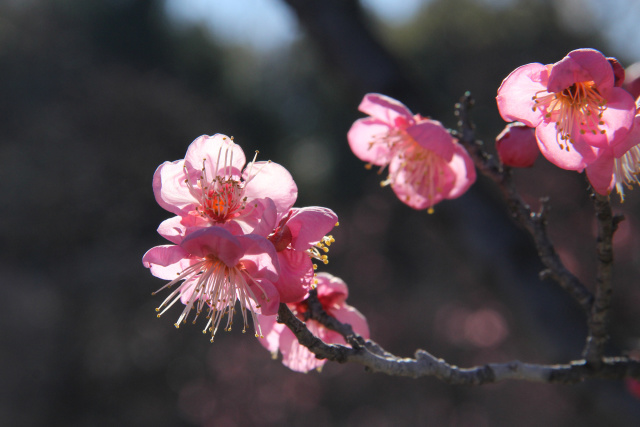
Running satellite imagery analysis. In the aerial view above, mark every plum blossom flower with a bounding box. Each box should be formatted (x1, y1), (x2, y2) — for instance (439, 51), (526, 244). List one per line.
(586, 97), (640, 199)
(257, 273), (369, 373)
(348, 93), (476, 211)
(153, 134), (297, 237)
(268, 207), (338, 303)
(495, 122), (539, 168)
(497, 48), (636, 171)
(143, 226), (280, 342)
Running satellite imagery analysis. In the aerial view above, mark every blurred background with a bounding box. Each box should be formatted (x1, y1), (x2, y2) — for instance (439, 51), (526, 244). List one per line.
(2, 0), (640, 425)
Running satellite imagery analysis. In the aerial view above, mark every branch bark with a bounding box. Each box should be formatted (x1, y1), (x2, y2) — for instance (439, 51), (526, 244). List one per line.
(278, 303), (640, 383)
(583, 193), (617, 365)
(453, 92), (594, 313)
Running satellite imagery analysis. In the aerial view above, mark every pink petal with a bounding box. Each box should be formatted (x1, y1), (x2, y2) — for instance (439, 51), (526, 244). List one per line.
(347, 118), (394, 165)
(256, 313), (285, 353)
(548, 49), (613, 94)
(613, 115), (640, 158)
(280, 320), (327, 373)
(331, 304), (370, 340)
(184, 134), (246, 176)
(273, 250), (313, 303)
(180, 227), (244, 267)
(242, 161), (298, 219)
(445, 143), (477, 199)
(285, 207), (338, 251)
(535, 122), (600, 171)
(405, 119), (455, 161)
(585, 151), (615, 195)
(388, 155), (455, 210)
(153, 160), (196, 216)
(247, 278), (280, 316)
(595, 88), (637, 149)
(157, 215), (208, 244)
(358, 93), (414, 127)
(236, 234), (280, 283)
(497, 63), (548, 127)
(142, 245), (192, 280)
(315, 272), (348, 303)
(230, 197), (278, 237)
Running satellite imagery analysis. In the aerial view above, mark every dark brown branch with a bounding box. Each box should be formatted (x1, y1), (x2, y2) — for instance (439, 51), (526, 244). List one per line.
(453, 92), (593, 313)
(583, 193), (616, 365)
(277, 303), (640, 383)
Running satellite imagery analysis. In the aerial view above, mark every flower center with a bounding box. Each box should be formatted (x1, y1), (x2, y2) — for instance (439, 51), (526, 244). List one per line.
(385, 141), (445, 213)
(613, 144), (640, 201)
(184, 146), (264, 225)
(532, 81), (607, 150)
(200, 179), (246, 223)
(153, 254), (271, 342)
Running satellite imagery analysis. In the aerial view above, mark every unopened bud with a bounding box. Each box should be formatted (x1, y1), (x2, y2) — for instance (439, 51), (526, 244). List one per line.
(496, 122), (539, 168)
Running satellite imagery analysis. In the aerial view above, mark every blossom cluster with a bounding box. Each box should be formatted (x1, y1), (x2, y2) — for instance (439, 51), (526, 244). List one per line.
(496, 48), (640, 199)
(143, 134), (343, 348)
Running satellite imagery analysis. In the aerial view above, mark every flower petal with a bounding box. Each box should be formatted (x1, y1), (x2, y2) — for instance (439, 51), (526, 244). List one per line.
(548, 49), (613, 94)
(243, 161), (298, 219)
(446, 143), (477, 199)
(184, 134), (246, 177)
(405, 119), (455, 161)
(331, 305), (370, 340)
(586, 151), (615, 195)
(153, 160), (196, 216)
(180, 227), (244, 267)
(347, 117), (394, 165)
(358, 93), (414, 127)
(535, 122), (599, 171)
(142, 245), (193, 280)
(273, 250), (313, 303)
(497, 63), (548, 127)
(285, 207), (338, 251)
(236, 234), (280, 283)
(279, 320), (327, 373)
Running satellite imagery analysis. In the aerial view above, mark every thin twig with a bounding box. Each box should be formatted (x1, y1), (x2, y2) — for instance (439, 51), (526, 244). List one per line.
(453, 92), (593, 313)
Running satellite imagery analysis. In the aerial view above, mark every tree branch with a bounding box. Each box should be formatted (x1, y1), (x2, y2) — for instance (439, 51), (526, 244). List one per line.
(277, 303), (640, 383)
(453, 92), (594, 313)
(583, 193), (617, 365)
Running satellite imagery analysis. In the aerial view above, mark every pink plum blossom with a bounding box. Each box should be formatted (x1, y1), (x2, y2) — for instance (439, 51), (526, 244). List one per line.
(268, 207), (338, 303)
(257, 273), (369, 373)
(348, 93), (476, 211)
(143, 226), (281, 341)
(497, 49), (637, 171)
(153, 134), (298, 237)
(495, 122), (539, 168)
(586, 96), (640, 199)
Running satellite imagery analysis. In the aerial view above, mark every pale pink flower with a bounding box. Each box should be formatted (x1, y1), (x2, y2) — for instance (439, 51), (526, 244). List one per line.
(143, 226), (280, 341)
(497, 49), (637, 171)
(348, 93), (476, 211)
(268, 207), (338, 303)
(257, 273), (369, 373)
(153, 134), (298, 237)
(495, 122), (539, 168)
(586, 97), (640, 199)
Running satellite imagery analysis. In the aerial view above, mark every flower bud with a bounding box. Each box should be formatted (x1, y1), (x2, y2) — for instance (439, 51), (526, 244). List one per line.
(495, 123), (539, 168)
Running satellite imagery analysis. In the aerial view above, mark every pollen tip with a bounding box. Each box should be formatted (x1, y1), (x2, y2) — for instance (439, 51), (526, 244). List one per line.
(427, 207), (434, 214)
